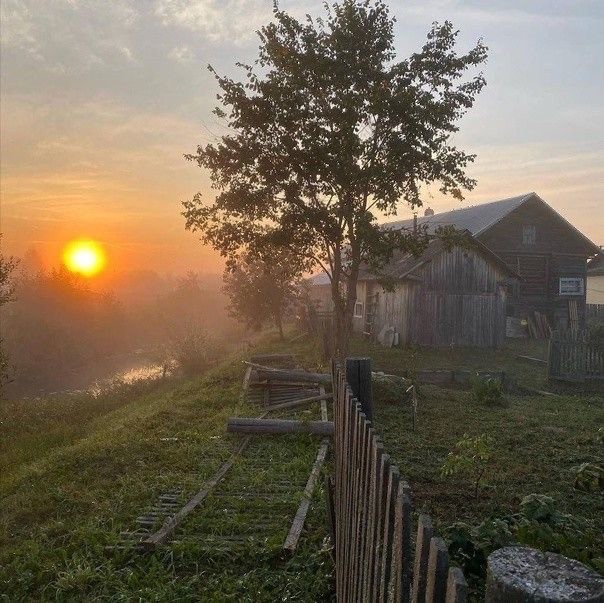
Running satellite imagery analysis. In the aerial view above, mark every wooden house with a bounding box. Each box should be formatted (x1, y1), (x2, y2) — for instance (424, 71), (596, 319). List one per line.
(385, 193), (600, 330)
(309, 232), (518, 347)
(587, 250), (604, 305)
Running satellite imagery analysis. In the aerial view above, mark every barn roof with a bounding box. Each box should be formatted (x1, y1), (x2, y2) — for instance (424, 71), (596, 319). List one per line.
(363, 231), (519, 281)
(383, 192), (600, 254)
(307, 272), (331, 286)
(307, 230), (520, 287)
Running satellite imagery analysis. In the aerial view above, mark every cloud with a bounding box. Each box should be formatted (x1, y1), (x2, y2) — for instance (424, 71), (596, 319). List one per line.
(168, 45), (195, 63)
(155, 0), (274, 43)
(0, 0), (140, 71)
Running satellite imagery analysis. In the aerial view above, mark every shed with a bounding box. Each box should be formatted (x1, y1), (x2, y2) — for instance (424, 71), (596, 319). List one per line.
(363, 234), (518, 347)
(308, 232), (518, 348)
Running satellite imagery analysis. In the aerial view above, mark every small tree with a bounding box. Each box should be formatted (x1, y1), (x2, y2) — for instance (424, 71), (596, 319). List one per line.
(223, 250), (302, 339)
(0, 239), (20, 394)
(183, 0), (487, 357)
(441, 433), (495, 498)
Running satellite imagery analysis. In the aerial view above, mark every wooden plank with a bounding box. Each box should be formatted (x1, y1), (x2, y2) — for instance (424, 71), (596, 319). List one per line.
(379, 465), (399, 601)
(325, 475), (336, 558)
(392, 486), (412, 603)
(283, 437), (329, 552)
(412, 514), (433, 603)
(283, 386), (330, 553)
(515, 354), (547, 365)
(446, 567), (468, 603)
(346, 357), (373, 421)
(226, 418), (334, 436)
(244, 362), (331, 384)
(425, 537), (449, 602)
(264, 392), (332, 412)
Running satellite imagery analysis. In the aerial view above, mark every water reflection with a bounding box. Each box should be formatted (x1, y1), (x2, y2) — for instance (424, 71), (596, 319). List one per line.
(88, 363), (168, 397)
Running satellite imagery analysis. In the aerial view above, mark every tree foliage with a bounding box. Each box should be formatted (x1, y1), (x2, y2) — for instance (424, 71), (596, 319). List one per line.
(223, 249), (303, 339)
(183, 0), (487, 355)
(0, 240), (20, 394)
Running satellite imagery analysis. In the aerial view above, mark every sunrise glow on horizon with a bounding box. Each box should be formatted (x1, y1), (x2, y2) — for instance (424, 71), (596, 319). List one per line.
(62, 240), (107, 277)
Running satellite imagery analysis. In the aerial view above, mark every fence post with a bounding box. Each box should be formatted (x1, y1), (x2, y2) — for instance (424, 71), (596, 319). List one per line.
(346, 357), (373, 421)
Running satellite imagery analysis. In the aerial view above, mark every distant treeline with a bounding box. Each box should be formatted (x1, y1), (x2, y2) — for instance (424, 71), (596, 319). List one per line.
(0, 265), (237, 396)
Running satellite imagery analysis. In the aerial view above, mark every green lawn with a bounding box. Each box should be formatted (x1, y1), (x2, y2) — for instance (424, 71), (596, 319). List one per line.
(1, 332), (601, 600)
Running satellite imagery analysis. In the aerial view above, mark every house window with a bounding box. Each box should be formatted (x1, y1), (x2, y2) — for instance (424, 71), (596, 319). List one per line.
(523, 225), (536, 245)
(559, 277), (584, 296)
(354, 301), (364, 318)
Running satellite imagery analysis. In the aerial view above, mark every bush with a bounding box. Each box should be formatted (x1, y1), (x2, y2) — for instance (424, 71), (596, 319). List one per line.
(171, 325), (224, 377)
(445, 494), (602, 595)
(372, 374), (412, 405)
(471, 376), (505, 407)
(441, 433), (495, 498)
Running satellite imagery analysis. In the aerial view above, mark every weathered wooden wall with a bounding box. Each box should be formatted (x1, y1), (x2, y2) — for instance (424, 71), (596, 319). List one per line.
(367, 246), (508, 348)
(478, 196), (594, 328)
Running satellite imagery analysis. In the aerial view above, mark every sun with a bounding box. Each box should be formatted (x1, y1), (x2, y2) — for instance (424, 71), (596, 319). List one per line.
(63, 240), (106, 277)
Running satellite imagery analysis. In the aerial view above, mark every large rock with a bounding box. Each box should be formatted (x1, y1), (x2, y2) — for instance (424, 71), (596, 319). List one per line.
(486, 546), (604, 602)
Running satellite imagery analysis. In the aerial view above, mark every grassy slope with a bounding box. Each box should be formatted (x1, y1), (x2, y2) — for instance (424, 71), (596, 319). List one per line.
(0, 337), (334, 601)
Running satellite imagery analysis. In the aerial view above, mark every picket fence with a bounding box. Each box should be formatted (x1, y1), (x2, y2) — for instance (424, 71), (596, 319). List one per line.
(547, 329), (604, 382)
(331, 359), (468, 602)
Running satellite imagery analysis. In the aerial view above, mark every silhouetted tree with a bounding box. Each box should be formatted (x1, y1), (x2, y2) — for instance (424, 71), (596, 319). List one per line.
(0, 238), (20, 394)
(223, 250), (302, 339)
(182, 1), (488, 356)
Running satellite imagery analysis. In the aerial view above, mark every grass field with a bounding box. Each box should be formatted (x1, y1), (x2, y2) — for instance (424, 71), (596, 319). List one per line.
(349, 337), (603, 595)
(1, 332), (602, 600)
(0, 339), (333, 601)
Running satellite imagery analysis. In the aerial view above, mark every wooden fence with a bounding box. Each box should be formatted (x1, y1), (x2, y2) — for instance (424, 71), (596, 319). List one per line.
(586, 303), (604, 323)
(547, 329), (603, 383)
(331, 358), (468, 602)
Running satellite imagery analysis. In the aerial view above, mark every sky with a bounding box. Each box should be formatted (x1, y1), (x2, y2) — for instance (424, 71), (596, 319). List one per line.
(1, 0), (603, 277)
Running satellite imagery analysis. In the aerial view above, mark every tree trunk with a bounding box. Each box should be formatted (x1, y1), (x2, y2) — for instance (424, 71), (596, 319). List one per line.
(274, 311), (284, 340)
(331, 260), (359, 361)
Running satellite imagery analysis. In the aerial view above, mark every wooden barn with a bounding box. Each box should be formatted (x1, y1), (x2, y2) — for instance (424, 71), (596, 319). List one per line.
(385, 193), (600, 331)
(309, 232), (519, 348)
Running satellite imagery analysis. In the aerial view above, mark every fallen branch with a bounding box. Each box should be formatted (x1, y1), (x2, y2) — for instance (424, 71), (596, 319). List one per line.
(227, 417), (334, 436)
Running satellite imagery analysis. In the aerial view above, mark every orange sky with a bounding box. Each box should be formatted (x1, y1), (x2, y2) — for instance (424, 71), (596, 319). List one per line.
(1, 1), (602, 277)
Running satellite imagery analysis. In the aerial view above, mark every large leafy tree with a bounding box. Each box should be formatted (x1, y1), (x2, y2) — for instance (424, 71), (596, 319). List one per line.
(183, 0), (487, 356)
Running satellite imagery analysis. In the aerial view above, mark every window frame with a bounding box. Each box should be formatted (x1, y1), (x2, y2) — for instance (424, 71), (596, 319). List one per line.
(522, 224), (537, 246)
(353, 301), (364, 318)
(559, 277), (584, 296)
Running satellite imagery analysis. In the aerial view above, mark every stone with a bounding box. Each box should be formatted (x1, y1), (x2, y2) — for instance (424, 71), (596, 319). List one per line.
(486, 546), (604, 602)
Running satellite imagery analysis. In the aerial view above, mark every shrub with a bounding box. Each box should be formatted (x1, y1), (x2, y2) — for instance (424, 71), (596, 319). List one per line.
(171, 325), (224, 377)
(445, 494), (602, 594)
(372, 374), (413, 405)
(471, 376), (505, 407)
(570, 462), (603, 492)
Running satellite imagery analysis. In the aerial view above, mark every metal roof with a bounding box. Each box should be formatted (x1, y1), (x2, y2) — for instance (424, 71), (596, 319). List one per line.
(383, 192), (599, 255)
(383, 193), (533, 236)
